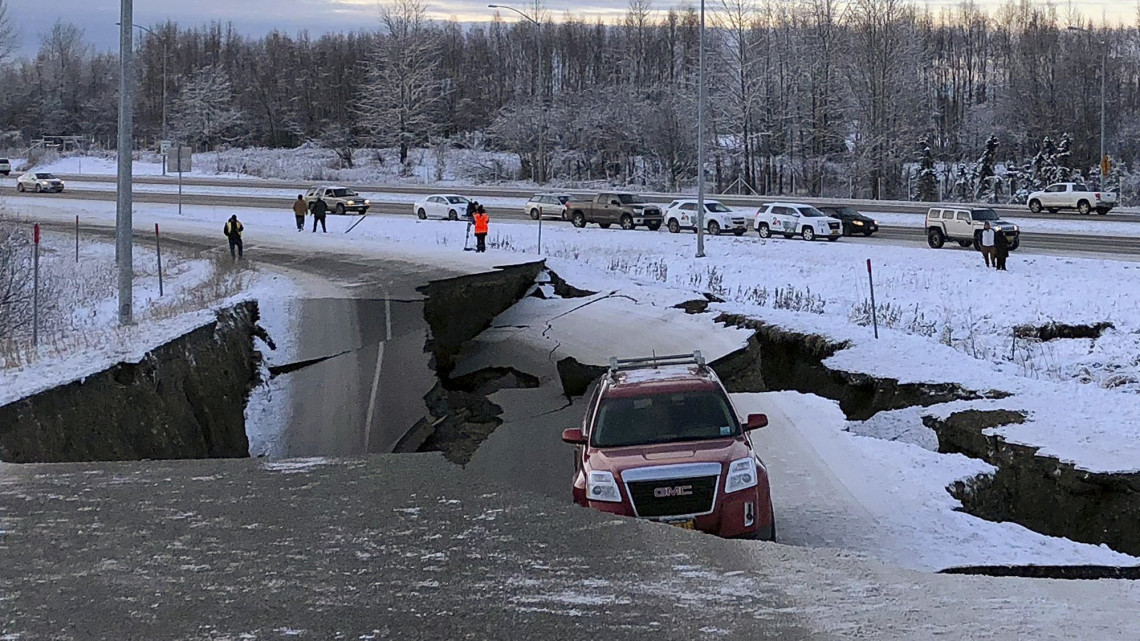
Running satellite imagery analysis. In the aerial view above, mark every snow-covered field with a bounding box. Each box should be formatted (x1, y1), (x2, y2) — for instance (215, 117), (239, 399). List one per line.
(5, 189), (1140, 571)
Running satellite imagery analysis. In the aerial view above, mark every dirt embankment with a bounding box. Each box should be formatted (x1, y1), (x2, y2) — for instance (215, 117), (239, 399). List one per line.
(0, 302), (262, 463)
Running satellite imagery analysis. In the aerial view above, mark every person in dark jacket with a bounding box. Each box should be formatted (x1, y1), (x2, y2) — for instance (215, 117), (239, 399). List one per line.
(473, 205), (489, 253)
(310, 196), (328, 233)
(466, 200), (477, 221)
(292, 195), (308, 232)
(224, 215), (244, 259)
(993, 229), (1009, 271)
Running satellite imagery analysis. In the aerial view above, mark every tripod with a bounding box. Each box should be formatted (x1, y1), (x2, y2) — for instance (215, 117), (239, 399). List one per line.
(463, 221), (475, 251)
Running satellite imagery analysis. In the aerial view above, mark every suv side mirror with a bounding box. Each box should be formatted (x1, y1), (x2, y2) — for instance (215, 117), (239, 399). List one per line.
(562, 428), (587, 445)
(744, 414), (769, 431)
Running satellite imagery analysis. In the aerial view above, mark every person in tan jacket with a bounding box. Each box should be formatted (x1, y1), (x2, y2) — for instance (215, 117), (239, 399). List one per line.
(292, 195), (307, 232)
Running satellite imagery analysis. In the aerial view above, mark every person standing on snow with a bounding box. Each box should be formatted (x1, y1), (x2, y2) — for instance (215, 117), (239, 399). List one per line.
(310, 195), (328, 233)
(292, 195), (308, 232)
(993, 228), (1009, 271)
(466, 199), (477, 221)
(473, 205), (490, 253)
(224, 215), (244, 260)
(979, 221), (995, 268)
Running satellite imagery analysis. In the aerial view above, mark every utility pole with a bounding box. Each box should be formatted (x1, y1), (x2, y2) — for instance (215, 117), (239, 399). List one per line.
(116, 0), (134, 325)
(695, 0), (707, 258)
(489, 3), (545, 184)
(121, 22), (168, 175)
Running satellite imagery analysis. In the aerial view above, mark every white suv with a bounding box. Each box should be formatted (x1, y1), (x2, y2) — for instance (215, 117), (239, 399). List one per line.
(753, 203), (842, 241)
(664, 199), (749, 236)
(925, 207), (1020, 250)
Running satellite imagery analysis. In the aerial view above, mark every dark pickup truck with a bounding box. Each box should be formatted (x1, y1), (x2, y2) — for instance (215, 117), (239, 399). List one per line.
(563, 192), (664, 231)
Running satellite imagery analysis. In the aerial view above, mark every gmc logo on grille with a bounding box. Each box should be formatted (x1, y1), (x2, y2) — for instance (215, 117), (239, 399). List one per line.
(653, 485), (693, 498)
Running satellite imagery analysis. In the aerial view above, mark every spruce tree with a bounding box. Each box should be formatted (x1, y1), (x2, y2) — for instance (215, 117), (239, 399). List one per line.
(917, 136), (938, 201)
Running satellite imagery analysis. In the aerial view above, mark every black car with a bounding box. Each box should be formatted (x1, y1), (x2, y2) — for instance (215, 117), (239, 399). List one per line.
(817, 206), (878, 237)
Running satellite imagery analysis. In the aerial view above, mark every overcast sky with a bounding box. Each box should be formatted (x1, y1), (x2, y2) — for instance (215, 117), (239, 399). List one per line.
(5, 0), (1132, 58)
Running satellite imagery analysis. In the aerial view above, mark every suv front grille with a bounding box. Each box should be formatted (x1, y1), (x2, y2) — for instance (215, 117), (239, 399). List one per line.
(626, 475), (718, 518)
(828, 223), (840, 231)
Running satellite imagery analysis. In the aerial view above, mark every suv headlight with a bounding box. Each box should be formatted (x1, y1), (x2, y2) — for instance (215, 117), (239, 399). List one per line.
(725, 458), (758, 494)
(587, 471), (622, 503)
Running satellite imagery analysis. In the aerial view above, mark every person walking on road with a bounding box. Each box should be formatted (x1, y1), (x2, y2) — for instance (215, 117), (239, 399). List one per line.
(292, 195), (308, 232)
(979, 221), (995, 268)
(473, 205), (490, 253)
(310, 195), (328, 233)
(993, 228), (1009, 271)
(224, 214), (244, 260)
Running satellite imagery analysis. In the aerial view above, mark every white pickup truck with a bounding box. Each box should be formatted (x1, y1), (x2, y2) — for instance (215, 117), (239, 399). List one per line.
(1027, 182), (1117, 215)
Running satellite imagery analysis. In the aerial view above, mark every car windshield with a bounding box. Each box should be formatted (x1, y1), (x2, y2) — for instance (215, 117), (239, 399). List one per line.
(971, 209), (999, 221)
(618, 194), (647, 204)
(447, 196), (470, 204)
(330, 188), (357, 198)
(799, 207), (827, 217)
(706, 203), (732, 213)
(591, 390), (740, 448)
(35, 173), (57, 179)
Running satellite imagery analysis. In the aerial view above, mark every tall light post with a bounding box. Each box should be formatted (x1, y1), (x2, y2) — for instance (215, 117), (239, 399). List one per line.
(116, 1), (134, 325)
(695, 0), (707, 258)
(1068, 26), (1108, 184)
(489, 4), (546, 184)
(119, 22), (168, 175)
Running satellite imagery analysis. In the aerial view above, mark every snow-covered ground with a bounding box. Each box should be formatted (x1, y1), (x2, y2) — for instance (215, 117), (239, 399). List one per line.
(6, 190), (1140, 571)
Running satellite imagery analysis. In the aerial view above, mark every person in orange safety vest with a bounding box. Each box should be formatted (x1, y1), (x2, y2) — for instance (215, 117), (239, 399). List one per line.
(473, 206), (490, 253)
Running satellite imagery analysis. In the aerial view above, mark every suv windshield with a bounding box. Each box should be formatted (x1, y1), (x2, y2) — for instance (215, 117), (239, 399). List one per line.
(591, 391), (740, 448)
(330, 188), (357, 198)
(706, 203), (732, 213)
(798, 207), (827, 218)
(618, 194), (647, 204)
(971, 209), (999, 221)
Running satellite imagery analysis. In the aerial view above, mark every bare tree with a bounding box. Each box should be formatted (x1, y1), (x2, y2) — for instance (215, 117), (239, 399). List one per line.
(0, 224), (33, 336)
(0, 0), (15, 64)
(170, 64), (244, 150)
(356, 0), (445, 165)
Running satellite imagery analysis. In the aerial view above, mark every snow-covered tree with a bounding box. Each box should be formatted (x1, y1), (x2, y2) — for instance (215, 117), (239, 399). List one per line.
(356, 0), (446, 165)
(916, 136), (937, 201)
(170, 64), (243, 150)
(0, 0), (16, 64)
(974, 134), (999, 202)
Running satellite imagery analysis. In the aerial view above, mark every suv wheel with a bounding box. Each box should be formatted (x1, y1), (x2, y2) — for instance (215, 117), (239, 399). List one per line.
(801, 226), (815, 241)
(958, 240), (973, 248)
(1077, 200), (1091, 215)
(620, 214), (634, 230)
(707, 220), (721, 236)
(571, 211), (586, 228)
(1029, 199), (1042, 213)
(599, 222), (611, 229)
(1009, 236), (1020, 251)
(417, 208), (427, 220)
(757, 223), (770, 238)
(927, 228), (945, 248)
(335, 203), (346, 215)
(667, 219), (681, 233)
(529, 208), (540, 220)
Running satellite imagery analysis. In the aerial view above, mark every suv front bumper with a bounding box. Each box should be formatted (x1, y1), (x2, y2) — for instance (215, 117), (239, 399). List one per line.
(586, 484), (771, 538)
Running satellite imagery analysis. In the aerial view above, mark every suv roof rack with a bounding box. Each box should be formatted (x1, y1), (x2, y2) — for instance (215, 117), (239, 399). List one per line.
(607, 351), (706, 378)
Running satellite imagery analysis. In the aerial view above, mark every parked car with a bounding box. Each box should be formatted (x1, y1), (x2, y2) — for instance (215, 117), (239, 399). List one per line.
(925, 206), (1020, 250)
(562, 192), (663, 230)
(664, 199), (749, 236)
(561, 351), (775, 540)
(303, 185), (370, 215)
(816, 206), (879, 237)
(16, 172), (65, 193)
(0, 158), (10, 176)
(753, 202), (842, 241)
(413, 194), (472, 220)
(1027, 182), (1117, 215)
(525, 193), (571, 220)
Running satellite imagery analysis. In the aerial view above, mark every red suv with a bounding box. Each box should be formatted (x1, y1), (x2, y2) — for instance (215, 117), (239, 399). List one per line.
(561, 352), (775, 540)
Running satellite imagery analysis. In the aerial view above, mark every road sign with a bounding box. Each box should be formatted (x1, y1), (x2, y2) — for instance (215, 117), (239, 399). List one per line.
(159, 140), (172, 154)
(166, 146), (193, 173)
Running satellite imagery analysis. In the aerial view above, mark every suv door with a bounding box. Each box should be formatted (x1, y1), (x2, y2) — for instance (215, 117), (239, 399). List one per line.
(952, 210), (972, 238)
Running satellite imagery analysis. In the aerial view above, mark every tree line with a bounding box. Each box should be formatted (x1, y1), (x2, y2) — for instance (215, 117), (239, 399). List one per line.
(1, 0), (1138, 200)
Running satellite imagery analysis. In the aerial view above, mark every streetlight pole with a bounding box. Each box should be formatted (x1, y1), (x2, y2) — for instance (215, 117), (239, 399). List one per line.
(116, 0), (134, 326)
(695, 0), (706, 258)
(121, 22), (168, 175)
(489, 4), (545, 185)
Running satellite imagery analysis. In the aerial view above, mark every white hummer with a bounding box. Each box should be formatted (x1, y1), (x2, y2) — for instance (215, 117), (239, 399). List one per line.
(753, 203), (842, 241)
(1027, 182), (1117, 215)
(926, 206), (1020, 251)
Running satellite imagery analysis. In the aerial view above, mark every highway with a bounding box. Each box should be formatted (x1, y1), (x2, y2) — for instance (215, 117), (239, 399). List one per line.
(14, 179), (1140, 258)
